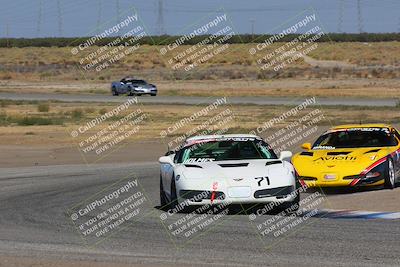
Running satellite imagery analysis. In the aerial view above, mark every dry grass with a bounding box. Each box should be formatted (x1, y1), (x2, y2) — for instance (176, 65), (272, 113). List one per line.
(0, 101), (399, 147)
(1, 42), (400, 83)
(1, 43), (400, 98)
(1, 42), (400, 69)
(308, 42), (400, 66)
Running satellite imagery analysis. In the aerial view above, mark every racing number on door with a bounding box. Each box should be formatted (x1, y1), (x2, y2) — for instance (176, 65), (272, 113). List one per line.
(255, 176), (270, 186)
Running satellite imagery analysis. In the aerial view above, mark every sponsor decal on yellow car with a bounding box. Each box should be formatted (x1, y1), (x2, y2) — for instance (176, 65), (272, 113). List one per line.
(292, 124), (400, 188)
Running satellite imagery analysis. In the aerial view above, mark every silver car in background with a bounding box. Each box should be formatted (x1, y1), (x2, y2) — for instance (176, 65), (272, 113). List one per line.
(111, 77), (157, 96)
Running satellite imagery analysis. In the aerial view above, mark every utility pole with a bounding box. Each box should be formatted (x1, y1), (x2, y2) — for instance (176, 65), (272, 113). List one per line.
(97, 0), (102, 34)
(37, 0), (43, 36)
(250, 19), (255, 39)
(338, 0), (344, 33)
(57, 0), (63, 36)
(6, 22), (10, 47)
(398, 16), (400, 32)
(156, 0), (165, 35)
(357, 0), (364, 33)
(116, 0), (121, 24)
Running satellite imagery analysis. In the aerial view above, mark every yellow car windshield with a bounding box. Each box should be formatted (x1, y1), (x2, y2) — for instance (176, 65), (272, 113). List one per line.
(313, 128), (398, 149)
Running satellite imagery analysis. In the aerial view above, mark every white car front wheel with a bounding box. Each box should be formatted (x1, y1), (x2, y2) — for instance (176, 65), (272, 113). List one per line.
(160, 175), (168, 208)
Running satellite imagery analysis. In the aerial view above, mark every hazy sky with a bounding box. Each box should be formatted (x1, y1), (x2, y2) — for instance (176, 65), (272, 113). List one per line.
(0, 0), (399, 37)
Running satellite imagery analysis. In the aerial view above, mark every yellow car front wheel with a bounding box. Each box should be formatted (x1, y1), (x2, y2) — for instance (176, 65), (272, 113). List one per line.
(384, 158), (396, 189)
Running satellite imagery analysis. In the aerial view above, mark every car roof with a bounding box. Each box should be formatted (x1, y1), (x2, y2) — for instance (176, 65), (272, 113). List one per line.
(330, 123), (393, 130)
(186, 134), (260, 142)
(122, 77), (145, 81)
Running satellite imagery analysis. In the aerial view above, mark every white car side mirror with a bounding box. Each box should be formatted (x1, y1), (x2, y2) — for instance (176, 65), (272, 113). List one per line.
(279, 151), (293, 161)
(159, 156), (174, 165)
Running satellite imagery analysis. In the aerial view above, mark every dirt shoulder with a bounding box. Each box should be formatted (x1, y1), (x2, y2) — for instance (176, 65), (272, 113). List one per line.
(0, 255), (180, 267)
(1, 78), (400, 98)
(321, 187), (400, 212)
(0, 142), (165, 168)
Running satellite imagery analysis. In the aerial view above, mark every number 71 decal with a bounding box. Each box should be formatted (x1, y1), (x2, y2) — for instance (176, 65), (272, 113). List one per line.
(255, 176), (270, 186)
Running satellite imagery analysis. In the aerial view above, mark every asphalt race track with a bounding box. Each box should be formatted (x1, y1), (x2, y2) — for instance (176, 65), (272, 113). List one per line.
(0, 162), (399, 266)
(0, 92), (397, 107)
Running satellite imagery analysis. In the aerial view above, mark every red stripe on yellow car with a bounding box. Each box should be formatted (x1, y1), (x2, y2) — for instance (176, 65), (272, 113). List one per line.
(360, 157), (387, 176)
(299, 179), (307, 187)
(350, 179), (360, 186)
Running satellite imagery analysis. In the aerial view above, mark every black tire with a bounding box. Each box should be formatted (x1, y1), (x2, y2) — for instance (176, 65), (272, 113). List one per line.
(160, 175), (168, 208)
(291, 192), (300, 211)
(112, 87), (118, 96)
(279, 187), (300, 213)
(384, 158), (396, 189)
(169, 176), (179, 210)
(127, 86), (134, 96)
(151, 94), (157, 96)
(137, 94), (142, 96)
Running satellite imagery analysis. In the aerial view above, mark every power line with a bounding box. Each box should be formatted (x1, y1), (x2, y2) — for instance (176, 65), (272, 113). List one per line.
(156, 0), (165, 35)
(357, 0), (364, 33)
(37, 0), (43, 36)
(249, 19), (255, 38)
(338, 0), (344, 33)
(0, 0), (102, 37)
(57, 0), (63, 36)
(398, 15), (400, 32)
(116, 0), (121, 24)
(97, 0), (102, 34)
(5, 22), (10, 47)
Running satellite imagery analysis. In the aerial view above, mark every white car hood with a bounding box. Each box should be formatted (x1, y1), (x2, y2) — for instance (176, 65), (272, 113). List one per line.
(178, 159), (292, 179)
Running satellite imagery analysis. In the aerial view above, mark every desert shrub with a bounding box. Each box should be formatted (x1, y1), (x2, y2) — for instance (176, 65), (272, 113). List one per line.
(71, 109), (83, 119)
(84, 107), (95, 113)
(17, 117), (54, 126)
(0, 100), (8, 107)
(37, 102), (50, 112)
(99, 108), (107, 115)
(0, 112), (8, 126)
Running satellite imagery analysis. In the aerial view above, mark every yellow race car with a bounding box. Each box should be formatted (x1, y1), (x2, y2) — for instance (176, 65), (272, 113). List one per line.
(292, 124), (400, 189)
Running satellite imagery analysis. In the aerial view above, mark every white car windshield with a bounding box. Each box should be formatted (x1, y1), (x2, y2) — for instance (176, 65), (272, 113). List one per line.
(176, 138), (277, 163)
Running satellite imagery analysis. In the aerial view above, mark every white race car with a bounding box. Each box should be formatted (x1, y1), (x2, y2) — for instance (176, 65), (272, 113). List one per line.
(159, 134), (299, 211)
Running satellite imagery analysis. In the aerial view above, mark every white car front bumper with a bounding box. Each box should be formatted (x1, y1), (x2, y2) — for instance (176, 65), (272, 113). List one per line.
(175, 178), (297, 206)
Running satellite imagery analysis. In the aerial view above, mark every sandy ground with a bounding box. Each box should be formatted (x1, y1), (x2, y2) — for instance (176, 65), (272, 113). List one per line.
(321, 187), (400, 212)
(0, 142), (166, 168)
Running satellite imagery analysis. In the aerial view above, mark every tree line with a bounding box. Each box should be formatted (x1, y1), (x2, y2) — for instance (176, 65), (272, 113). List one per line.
(1, 33), (400, 48)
